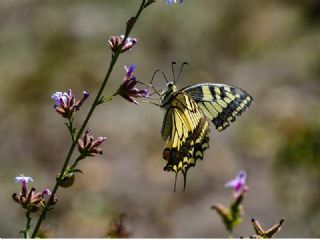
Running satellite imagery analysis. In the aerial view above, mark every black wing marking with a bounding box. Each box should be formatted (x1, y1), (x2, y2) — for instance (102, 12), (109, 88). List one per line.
(183, 83), (253, 131)
(162, 92), (210, 190)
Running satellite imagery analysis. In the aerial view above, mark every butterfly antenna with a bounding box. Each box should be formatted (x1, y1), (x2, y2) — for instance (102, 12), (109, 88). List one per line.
(142, 95), (160, 100)
(171, 61), (177, 83)
(137, 80), (161, 96)
(176, 62), (188, 83)
(140, 100), (161, 107)
(150, 69), (169, 86)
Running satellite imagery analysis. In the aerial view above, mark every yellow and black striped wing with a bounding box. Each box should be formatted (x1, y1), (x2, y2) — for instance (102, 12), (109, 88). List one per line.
(182, 83), (253, 131)
(161, 92), (210, 190)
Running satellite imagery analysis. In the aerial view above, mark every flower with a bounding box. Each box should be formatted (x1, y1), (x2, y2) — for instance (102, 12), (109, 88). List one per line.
(108, 35), (137, 54)
(15, 175), (34, 195)
(117, 64), (148, 105)
(77, 128), (107, 157)
(224, 170), (247, 193)
(211, 187), (248, 233)
(42, 188), (52, 196)
(12, 175), (56, 212)
(15, 175), (34, 182)
(15, 175), (34, 184)
(166, 0), (184, 5)
(51, 89), (89, 119)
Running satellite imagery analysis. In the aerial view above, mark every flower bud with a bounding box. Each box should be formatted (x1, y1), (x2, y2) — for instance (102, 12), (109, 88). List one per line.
(57, 173), (75, 188)
(108, 35), (137, 54)
(77, 128), (107, 157)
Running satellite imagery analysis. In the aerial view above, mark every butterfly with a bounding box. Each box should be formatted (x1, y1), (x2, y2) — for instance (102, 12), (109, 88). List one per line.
(146, 62), (253, 191)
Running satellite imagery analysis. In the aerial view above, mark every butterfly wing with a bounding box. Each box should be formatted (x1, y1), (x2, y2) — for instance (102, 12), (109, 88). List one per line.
(182, 83), (254, 131)
(161, 92), (210, 190)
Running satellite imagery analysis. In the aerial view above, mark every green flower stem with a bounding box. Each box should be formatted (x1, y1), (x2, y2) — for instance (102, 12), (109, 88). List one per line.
(227, 230), (233, 239)
(102, 92), (119, 104)
(69, 155), (85, 170)
(23, 208), (32, 238)
(31, 1), (147, 238)
(66, 117), (76, 142)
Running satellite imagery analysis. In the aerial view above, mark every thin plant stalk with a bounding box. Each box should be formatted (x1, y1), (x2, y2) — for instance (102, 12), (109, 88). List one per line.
(23, 208), (32, 238)
(31, 1), (147, 237)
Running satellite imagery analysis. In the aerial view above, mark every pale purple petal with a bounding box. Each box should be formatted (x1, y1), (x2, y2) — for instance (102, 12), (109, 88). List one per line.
(51, 91), (69, 107)
(97, 136), (107, 142)
(83, 91), (90, 98)
(15, 175), (34, 183)
(51, 92), (63, 106)
(85, 128), (92, 135)
(42, 188), (52, 196)
(224, 179), (239, 188)
(125, 64), (135, 78)
(166, 0), (183, 5)
(120, 35), (136, 45)
(224, 170), (247, 192)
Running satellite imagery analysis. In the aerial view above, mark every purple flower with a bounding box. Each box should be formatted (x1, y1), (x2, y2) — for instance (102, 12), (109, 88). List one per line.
(224, 170), (247, 193)
(51, 89), (89, 119)
(117, 64), (148, 105)
(15, 175), (34, 184)
(15, 175), (34, 195)
(108, 35), (137, 54)
(166, 0), (184, 5)
(78, 128), (107, 157)
(42, 188), (52, 196)
(13, 175), (56, 212)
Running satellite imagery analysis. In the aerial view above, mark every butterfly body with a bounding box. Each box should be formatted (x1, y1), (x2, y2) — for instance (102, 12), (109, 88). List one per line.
(159, 81), (253, 190)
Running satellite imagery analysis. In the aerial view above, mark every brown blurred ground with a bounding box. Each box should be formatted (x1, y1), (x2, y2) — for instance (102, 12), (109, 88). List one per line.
(1, 0), (320, 237)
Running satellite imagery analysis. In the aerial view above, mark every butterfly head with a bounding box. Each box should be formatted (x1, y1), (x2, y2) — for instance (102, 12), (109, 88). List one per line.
(166, 81), (177, 91)
(156, 62), (188, 108)
(160, 81), (177, 108)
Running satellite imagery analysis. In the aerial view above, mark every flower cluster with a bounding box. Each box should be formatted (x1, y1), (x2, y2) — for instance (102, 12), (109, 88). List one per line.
(14, 1), (185, 237)
(117, 64), (148, 105)
(108, 35), (137, 54)
(77, 128), (107, 157)
(51, 89), (89, 119)
(12, 175), (56, 212)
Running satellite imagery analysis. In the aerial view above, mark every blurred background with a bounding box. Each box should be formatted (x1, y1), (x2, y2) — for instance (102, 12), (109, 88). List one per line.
(1, 0), (320, 237)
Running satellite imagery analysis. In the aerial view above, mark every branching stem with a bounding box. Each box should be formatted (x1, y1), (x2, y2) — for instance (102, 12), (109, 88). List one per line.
(31, 1), (147, 237)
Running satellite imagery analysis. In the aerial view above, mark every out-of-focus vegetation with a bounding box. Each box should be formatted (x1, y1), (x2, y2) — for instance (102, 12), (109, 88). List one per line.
(273, 117), (320, 236)
(1, 0), (320, 237)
